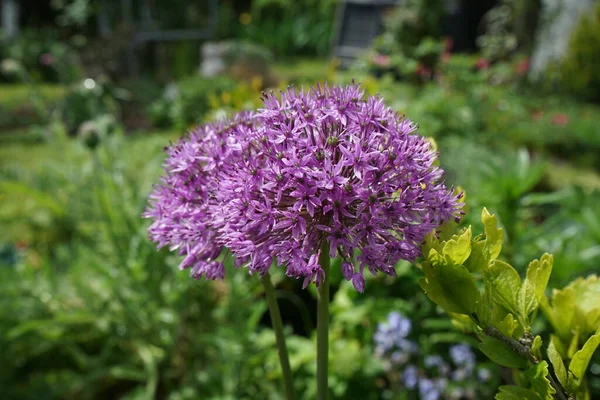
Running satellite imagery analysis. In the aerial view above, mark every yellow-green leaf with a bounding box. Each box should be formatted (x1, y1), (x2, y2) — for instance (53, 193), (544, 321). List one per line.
(420, 251), (481, 315)
(442, 227), (472, 266)
(548, 337), (568, 389)
(495, 385), (542, 400)
(524, 361), (556, 400)
(518, 279), (538, 320)
(568, 327), (580, 359)
(525, 254), (553, 302)
(478, 336), (528, 368)
(423, 231), (443, 261)
(544, 288), (576, 342)
(496, 313), (520, 339)
(485, 260), (521, 315)
(568, 331), (600, 388)
(531, 335), (543, 360)
(481, 207), (503, 261)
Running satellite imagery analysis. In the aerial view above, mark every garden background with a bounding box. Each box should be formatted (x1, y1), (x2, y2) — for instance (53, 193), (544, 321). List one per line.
(0, 0), (599, 399)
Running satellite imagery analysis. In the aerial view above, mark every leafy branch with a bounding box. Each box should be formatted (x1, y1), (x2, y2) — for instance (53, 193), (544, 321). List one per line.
(419, 208), (600, 400)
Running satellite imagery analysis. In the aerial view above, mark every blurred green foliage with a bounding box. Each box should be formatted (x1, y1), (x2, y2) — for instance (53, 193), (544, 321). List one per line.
(148, 76), (238, 130)
(1, 43), (600, 398)
(559, 1), (600, 102)
(236, 0), (337, 57)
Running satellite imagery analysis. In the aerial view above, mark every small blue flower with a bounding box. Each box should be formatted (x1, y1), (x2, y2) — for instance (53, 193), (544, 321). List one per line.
(396, 337), (418, 354)
(451, 367), (470, 382)
(390, 350), (410, 365)
(424, 355), (451, 377)
(388, 311), (412, 337)
(403, 364), (419, 389)
(449, 344), (475, 368)
(374, 311), (416, 358)
(478, 367), (492, 382)
(419, 378), (442, 400)
(448, 387), (466, 400)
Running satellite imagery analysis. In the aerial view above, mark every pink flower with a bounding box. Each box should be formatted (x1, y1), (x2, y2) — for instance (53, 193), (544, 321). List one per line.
(416, 64), (432, 80)
(444, 37), (454, 53)
(531, 110), (544, 121)
(475, 58), (490, 70)
(516, 58), (529, 76)
(372, 54), (391, 68)
(551, 114), (569, 126)
(39, 53), (56, 66)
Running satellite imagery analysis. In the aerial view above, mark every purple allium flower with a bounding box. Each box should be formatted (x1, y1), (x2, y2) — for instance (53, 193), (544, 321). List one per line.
(144, 84), (462, 290)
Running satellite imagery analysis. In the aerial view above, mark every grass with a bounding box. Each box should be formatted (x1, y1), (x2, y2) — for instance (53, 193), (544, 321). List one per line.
(273, 58), (331, 83)
(0, 128), (178, 171)
(546, 160), (600, 191)
(0, 83), (65, 108)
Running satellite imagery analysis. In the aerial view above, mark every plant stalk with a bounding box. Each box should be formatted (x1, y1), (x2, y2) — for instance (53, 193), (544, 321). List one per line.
(261, 272), (295, 400)
(316, 243), (331, 400)
(481, 322), (569, 400)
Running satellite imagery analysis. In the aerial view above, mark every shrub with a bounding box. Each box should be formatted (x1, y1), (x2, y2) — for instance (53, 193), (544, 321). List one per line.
(559, 1), (600, 102)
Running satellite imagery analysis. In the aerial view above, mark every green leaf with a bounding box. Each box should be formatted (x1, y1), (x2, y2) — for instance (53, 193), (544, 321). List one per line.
(478, 336), (528, 368)
(420, 249), (481, 315)
(531, 335), (543, 360)
(481, 207), (504, 262)
(525, 254), (553, 302)
(524, 361), (556, 400)
(495, 313), (519, 338)
(548, 337), (568, 389)
(567, 326), (580, 359)
(495, 385), (542, 400)
(518, 279), (538, 320)
(568, 331), (600, 388)
(567, 275), (600, 337)
(476, 283), (494, 326)
(422, 231), (443, 262)
(465, 208), (504, 273)
(485, 260), (521, 315)
(442, 227), (472, 265)
(517, 254), (553, 321)
(544, 288), (576, 342)
(465, 239), (487, 273)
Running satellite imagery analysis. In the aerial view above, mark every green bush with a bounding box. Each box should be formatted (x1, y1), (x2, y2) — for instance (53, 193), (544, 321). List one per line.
(148, 76), (237, 130)
(0, 29), (81, 84)
(240, 0), (337, 57)
(560, 1), (600, 102)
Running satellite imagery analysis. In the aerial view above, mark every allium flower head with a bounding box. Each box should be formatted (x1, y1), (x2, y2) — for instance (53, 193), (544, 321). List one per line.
(144, 83), (462, 291)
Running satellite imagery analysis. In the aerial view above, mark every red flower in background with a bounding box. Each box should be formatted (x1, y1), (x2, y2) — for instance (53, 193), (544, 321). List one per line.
(444, 37), (454, 53)
(516, 58), (530, 76)
(441, 37), (453, 63)
(475, 58), (490, 70)
(416, 63), (432, 80)
(551, 113), (569, 126)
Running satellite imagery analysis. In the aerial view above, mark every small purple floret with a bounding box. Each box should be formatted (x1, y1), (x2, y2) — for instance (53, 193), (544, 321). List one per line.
(144, 84), (462, 290)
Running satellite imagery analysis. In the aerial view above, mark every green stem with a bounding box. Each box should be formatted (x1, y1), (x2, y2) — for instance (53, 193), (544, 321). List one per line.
(260, 272), (295, 400)
(316, 243), (331, 400)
